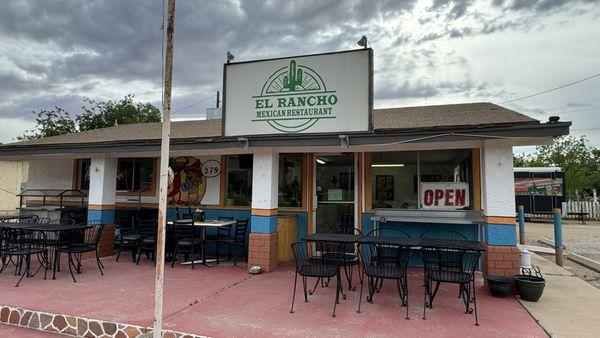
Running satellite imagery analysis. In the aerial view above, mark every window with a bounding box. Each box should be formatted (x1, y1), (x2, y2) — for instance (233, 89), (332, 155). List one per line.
(370, 149), (473, 210)
(116, 158), (155, 192)
(224, 154), (253, 206)
(76, 159), (91, 190)
(279, 154), (303, 208)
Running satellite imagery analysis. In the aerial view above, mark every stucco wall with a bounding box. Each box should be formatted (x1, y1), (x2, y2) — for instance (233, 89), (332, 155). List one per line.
(27, 159), (73, 190)
(0, 160), (27, 214)
(481, 140), (516, 217)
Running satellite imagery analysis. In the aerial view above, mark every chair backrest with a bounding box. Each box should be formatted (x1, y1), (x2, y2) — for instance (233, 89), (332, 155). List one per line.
(17, 229), (48, 250)
(173, 220), (195, 240)
(292, 241), (342, 271)
(138, 219), (157, 237)
(419, 230), (467, 241)
(358, 242), (411, 272)
(192, 210), (205, 222)
(50, 218), (75, 225)
(34, 217), (51, 224)
(233, 219), (249, 242)
(421, 246), (481, 277)
(81, 222), (105, 246)
(367, 227), (410, 238)
(117, 215), (135, 231)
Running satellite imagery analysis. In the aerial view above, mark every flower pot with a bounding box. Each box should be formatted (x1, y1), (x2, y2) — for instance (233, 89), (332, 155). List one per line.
(487, 275), (512, 297)
(514, 275), (546, 302)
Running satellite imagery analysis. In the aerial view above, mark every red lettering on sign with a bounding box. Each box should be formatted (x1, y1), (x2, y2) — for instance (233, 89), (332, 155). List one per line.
(424, 189), (433, 206)
(434, 189), (444, 206)
(445, 189), (454, 206)
(455, 189), (465, 206)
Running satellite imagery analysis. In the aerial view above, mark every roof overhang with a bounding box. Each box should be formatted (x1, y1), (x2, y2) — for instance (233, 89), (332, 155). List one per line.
(0, 121), (570, 158)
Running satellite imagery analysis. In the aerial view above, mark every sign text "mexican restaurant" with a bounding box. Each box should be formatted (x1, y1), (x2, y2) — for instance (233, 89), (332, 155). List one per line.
(420, 182), (470, 210)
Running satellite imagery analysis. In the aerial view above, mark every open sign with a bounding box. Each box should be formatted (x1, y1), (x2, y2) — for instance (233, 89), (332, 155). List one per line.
(420, 182), (470, 210)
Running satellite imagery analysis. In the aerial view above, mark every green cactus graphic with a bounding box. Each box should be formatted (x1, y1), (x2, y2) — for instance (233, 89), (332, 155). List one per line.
(283, 60), (303, 91)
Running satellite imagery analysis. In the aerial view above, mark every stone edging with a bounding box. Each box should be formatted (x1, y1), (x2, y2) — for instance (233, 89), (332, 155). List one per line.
(0, 304), (205, 338)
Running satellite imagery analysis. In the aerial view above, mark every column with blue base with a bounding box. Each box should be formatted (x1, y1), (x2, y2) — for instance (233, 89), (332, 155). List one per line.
(553, 208), (564, 266)
(481, 140), (520, 278)
(247, 148), (279, 272)
(87, 157), (118, 257)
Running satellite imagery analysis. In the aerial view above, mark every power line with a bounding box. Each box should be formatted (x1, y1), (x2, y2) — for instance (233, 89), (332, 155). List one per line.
(500, 72), (600, 104)
(171, 96), (214, 114)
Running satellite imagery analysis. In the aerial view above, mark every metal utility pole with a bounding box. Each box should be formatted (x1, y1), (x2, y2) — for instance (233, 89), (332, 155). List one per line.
(154, 0), (176, 337)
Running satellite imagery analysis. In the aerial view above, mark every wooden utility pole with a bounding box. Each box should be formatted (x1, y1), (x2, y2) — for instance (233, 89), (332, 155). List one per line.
(154, 0), (176, 337)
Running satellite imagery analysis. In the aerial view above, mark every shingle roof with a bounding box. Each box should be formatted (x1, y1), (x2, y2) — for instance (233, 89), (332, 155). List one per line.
(2, 102), (538, 147)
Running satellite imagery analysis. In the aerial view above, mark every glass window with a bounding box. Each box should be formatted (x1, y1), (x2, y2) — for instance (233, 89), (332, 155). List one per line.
(225, 154), (253, 206)
(371, 151), (418, 209)
(279, 154), (303, 208)
(419, 149), (472, 210)
(370, 149), (473, 210)
(77, 159), (91, 190)
(116, 158), (155, 191)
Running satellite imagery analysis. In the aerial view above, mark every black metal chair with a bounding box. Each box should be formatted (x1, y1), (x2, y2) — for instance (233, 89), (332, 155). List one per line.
(419, 230), (469, 295)
(136, 219), (158, 264)
(171, 219), (203, 269)
(357, 242), (411, 319)
(421, 246), (481, 325)
(206, 216), (234, 262)
(290, 241), (343, 317)
(58, 221), (105, 282)
(316, 227), (363, 291)
(115, 215), (140, 262)
(216, 218), (249, 265)
(0, 229), (49, 287)
(366, 228), (411, 293)
(49, 218), (75, 225)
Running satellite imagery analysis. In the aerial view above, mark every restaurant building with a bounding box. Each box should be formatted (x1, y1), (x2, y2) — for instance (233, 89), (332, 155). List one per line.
(0, 49), (570, 276)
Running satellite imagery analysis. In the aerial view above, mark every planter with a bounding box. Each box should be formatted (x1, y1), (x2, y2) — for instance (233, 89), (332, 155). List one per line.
(514, 274), (546, 302)
(487, 275), (512, 297)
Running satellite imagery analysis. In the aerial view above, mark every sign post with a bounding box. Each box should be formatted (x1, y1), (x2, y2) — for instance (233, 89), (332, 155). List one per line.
(154, 0), (176, 337)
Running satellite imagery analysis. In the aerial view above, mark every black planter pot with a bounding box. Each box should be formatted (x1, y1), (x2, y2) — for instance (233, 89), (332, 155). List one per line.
(514, 275), (546, 302)
(487, 275), (512, 297)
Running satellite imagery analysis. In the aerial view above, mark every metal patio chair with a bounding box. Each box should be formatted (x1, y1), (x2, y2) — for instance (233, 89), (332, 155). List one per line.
(420, 230), (469, 295)
(58, 221), (105, 282)
(0, 228), (49, 287)
(421, 246), (481, 325)
(216, 218), (249, 265)
(136, 218), (158, 265)
(357, 241), (411, 319)
(290, 241), (343, 317)
(205, 215), (234, 262)
(115, 215), (140, 262)
(366, 228), (411, 293)
(171, 219), (203, 269)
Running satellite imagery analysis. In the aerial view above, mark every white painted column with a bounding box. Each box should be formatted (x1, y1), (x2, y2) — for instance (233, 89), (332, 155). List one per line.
(481, 139), (517, 247)
(481, 140), (516, 217)
(251, 148), (279, 213)
(87, 157), (118, 223)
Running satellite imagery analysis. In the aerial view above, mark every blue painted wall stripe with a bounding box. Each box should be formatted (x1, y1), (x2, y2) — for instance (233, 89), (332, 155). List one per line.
(485, 223), (517, 246)
(251, 215), (278, 233)
(87, 209), (115, 224)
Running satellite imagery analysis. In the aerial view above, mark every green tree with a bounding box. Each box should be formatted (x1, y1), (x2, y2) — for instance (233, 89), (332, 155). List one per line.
(17, 107), (77, 141)
(514, 136), (600, 199)
(77, 94), (161, 132)
(18, 94), (160, 140)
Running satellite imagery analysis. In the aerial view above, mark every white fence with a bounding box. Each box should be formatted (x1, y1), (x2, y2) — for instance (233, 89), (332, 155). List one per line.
(562, 201), (600, 220)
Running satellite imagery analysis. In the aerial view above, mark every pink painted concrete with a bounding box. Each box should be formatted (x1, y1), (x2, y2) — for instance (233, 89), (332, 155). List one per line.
(0, 257), (548, 337)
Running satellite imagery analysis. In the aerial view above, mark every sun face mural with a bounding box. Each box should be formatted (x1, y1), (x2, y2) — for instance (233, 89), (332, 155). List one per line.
(167, 157), (207, 206)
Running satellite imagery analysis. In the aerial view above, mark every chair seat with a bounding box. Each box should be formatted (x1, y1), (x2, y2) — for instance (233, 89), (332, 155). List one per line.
(364, 263), (405, 279)
(427, 270), (471, 284)
(5, 247), (46, 256)
(142, 237), (156, 244)
(122, 233), (141, 241)
(298, 263), (338, 278)
(177, 238), (203, 246)
(61, 244), (95, 254)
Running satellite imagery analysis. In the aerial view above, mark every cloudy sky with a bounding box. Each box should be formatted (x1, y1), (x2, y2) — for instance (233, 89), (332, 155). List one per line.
(0, 0), (599, 150)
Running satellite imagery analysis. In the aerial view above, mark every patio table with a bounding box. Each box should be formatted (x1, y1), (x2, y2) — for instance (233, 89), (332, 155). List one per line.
(0, 222), (90, 279)
(419, 238), (485, 251)
(167, 219), (237, 266)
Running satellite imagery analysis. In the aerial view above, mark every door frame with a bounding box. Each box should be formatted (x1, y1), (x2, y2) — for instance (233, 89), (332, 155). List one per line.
(310, 152), (358, 234)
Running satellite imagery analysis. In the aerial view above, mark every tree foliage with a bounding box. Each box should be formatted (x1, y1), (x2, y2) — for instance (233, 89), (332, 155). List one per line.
(18, 94), (160, 141)
(514, 136), (600, 199)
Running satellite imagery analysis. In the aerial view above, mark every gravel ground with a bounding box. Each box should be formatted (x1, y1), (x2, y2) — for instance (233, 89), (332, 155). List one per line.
(522, 220), (600, 289)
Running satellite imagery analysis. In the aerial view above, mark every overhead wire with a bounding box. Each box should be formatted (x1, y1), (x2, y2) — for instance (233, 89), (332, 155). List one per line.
(500, 72), (600, 104)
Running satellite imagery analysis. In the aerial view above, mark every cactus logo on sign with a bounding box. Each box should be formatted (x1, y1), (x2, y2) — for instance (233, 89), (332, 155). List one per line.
(252, 60), (338, 133)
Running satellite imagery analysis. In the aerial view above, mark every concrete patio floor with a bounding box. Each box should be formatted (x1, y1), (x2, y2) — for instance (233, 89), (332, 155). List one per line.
(0, 256), (547, 337)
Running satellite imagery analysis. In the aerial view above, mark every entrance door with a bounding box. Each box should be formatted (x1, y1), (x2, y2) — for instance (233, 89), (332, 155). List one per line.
(314, 153), (355, 233)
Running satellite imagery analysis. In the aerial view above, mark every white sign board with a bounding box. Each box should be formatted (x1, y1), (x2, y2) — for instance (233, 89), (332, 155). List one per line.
(420, 182), (470, 210)
(223, 49), (372, 136)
